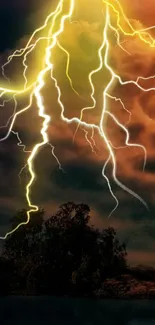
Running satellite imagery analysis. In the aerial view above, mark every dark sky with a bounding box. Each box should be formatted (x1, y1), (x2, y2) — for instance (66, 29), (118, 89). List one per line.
(0, 0), (52, 51)
(0, 0), (155, 266)
(0, 1), (31, 51)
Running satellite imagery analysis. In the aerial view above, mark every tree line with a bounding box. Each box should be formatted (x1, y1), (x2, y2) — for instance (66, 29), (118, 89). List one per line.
(0, 202), (154, 297)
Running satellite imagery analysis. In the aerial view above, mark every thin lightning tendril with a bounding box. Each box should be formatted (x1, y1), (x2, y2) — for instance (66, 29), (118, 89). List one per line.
(0, 0), (154, 238)
(56, 40), (81, 97)
(11, 131), (31, 154)
(81, 127), (98, 155)
(48, 142), (64, 172)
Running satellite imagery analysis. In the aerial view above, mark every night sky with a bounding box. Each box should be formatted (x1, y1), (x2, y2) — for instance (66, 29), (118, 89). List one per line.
(1, 0), (155, 266)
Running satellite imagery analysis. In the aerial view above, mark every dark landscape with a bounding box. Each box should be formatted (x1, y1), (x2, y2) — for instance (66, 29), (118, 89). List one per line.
(1, 0), (155, 324)
(1, 297), (155, 325)
(1, 202), (155, 300)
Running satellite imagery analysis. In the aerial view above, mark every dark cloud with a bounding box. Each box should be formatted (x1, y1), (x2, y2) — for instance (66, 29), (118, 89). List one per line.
(127, 123), (145, 141)
(133, 156), (155, 174)
(52, 160), (105, 192)
(143, 158), (155, 174)
(150, 133), (155, 147)
(0, 0), (35, 52)
(0, 0), (54, 51)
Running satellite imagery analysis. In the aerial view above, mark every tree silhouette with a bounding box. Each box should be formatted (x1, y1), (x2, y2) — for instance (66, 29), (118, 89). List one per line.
(35, 202), (127, 296)
(2, 202), (127, 296)
(97, 227), (127, 279)
(3, 209), (44, 294)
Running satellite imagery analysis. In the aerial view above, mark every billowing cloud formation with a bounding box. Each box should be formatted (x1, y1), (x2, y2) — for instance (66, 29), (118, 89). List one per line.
(0, 0), (155, 265)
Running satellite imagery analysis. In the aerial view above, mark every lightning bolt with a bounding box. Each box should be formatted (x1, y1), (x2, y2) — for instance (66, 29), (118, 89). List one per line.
(0, 0), (155, 238)
(81, 127), (98, 156)
(99, 5), (148, 215)
(56, 40), (81, 97)
(11, 131), (31, 154)
(48, 142), (64, 172)
(0, 0), (67, 238)
(103, 0), (155, 47)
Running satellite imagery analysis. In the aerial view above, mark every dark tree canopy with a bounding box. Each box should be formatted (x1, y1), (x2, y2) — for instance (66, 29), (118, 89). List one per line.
(2, 202), (127, 296)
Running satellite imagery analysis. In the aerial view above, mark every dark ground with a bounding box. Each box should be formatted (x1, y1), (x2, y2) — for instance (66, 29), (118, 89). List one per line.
(1, 297), (155, 325)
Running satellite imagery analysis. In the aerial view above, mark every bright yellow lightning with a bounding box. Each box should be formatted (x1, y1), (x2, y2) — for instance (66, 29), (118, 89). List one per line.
(56, 40), (81, 97)
(103, 0), (155, 47)
(0, 0), (69, 238)
(1, 0), (155, 238)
